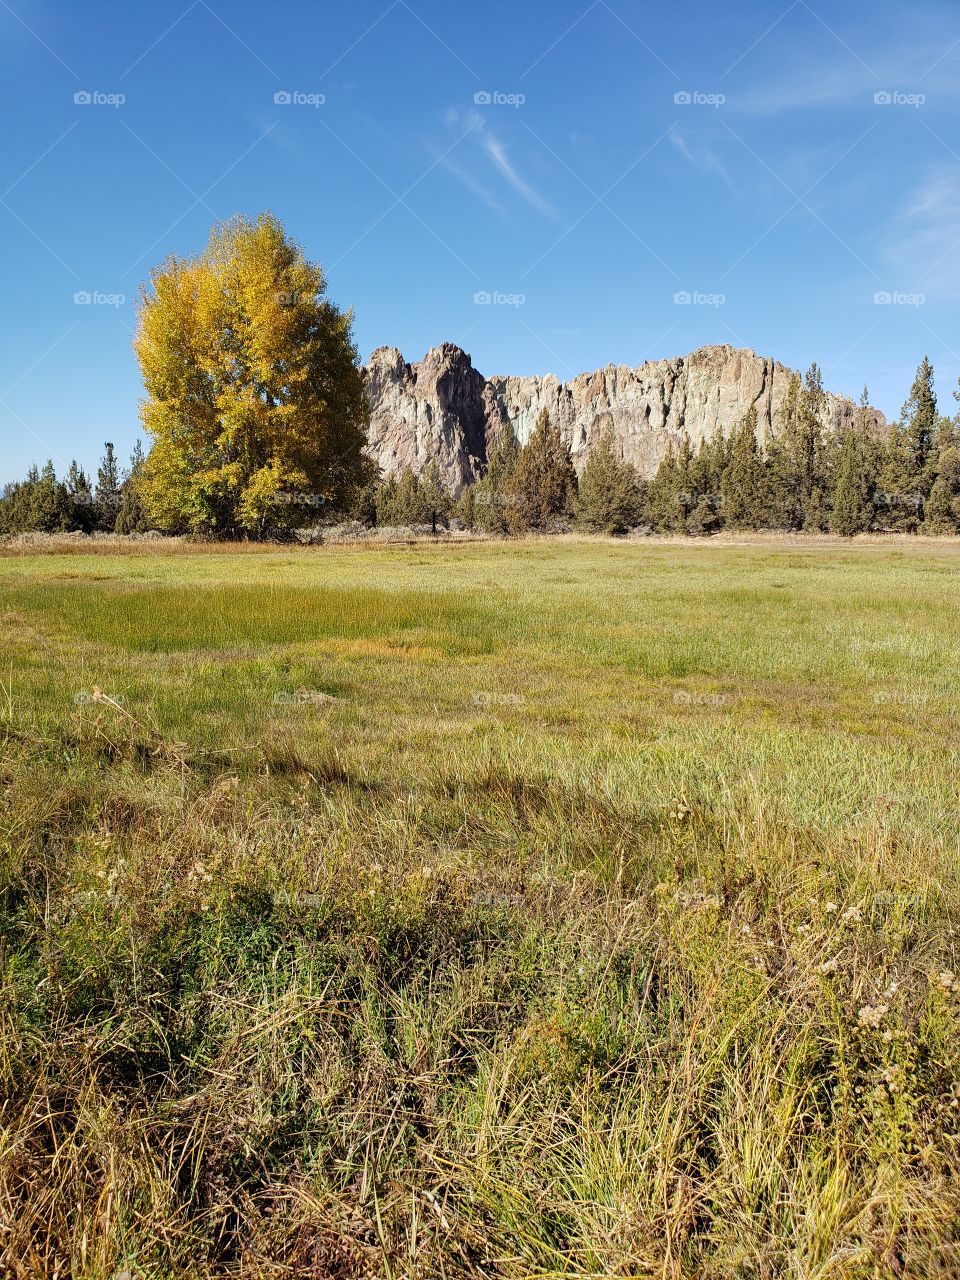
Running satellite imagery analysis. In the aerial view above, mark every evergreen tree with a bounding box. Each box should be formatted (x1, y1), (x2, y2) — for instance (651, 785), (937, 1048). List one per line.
(646, 435), (696, 532)
(376, 467), (424, 525)
(902, 356), (938, 490)
(763, 367), (830, 529)
(502, 409), (577, 534)
(65, 460), (95, 532)
(574, 428), (643, 534)
(685, 434), (727, 534)
(418, 460), (453, 532)
(115, 442), (151, 534)
(922, 447), (960, 534)
(453, 482), (476, 530)
(472, 430), (519, 534)
(831, 428), (873, 536)
(878, 358), (938, 530)
(720, 408), (765, 529)
(95, 442), (122, 530)
(28, 462), (71, 532)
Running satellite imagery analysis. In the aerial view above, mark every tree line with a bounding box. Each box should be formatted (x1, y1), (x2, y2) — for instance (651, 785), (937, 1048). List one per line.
(2, 211), (958, 539)
(0, 442), (149, 535)
(356, 356), (960, 537)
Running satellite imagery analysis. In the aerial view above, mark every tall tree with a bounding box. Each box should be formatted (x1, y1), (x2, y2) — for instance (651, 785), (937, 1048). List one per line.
(902, 356), (938, 489)
(65, 460), (95, 532)
(95, 442), (122, 530)
(574, 427), (643, 534)
(831, 427), (873, 536)
(720, 408), (765, 529)
(922, 447), (960, 534)
(115, 442), (150, 534)
(472, 430), (520, 534)
(29, 462), (71, 532)
(502, 409), (577, 534)
(764, 367), (831, 529)
(135, 213), (371, 535)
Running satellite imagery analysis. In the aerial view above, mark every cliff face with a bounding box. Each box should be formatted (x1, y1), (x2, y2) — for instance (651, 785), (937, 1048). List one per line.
(363, 343), (884, 493)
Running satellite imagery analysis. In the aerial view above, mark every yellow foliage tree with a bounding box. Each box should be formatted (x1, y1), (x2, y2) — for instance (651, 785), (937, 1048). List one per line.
(134, 213), (372, 534)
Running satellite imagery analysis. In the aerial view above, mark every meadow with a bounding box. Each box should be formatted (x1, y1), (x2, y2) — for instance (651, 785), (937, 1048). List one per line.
(1, 536), (959, 1278)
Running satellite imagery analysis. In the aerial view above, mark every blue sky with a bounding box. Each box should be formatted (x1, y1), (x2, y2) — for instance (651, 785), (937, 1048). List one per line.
(2, 0), (960, 484)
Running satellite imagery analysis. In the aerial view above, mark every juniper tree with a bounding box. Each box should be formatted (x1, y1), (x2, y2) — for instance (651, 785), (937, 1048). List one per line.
(686, 433), (728, 533)
(574, 427), (643, 534)
(922, 447), (960, 534)
(720, 408), (765, 529)
(418, 460), (453, 532)
(115, 442), (151, 534)
(831, 428), (873, 536)
(376, 467), (423, 526)
(472, 430), (519, 534)
(502, 409), (577, 534)
(95, 442), (122, 531)
(65, 461), (95, 532)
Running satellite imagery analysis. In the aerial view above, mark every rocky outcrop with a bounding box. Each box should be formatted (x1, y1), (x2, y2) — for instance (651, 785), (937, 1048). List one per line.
(364, 344), (489, 494)
(363, 343), (884, 493)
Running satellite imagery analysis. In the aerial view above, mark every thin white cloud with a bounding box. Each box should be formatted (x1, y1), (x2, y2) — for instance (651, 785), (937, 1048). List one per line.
(881, 167), (960, 297)
(443, 107), (556, 218)
(737, 35), (960, 115)
(480, 129), (556, 217)
(668, 126), (735, 189)
(432, 147), (504, 214)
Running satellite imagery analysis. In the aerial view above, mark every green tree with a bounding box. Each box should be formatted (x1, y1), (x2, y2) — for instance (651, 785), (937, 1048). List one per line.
(502, 409), (577, 534)
(65, 460), (95, 532)
(831, 428), (873, 536)
(29, 462), (71, 532)
(95, 442), (122, 530)
(473, 430), (520, 534)
(720, 408), (765, 529)
(417, 460), (453, 532)
(765, 368), (830, 529)
(376, 467), (423, 526)
(136, 212), (371, 536)
(115, 442), (151, 534)
(902, 356), (938, 488)
(574, 428), (643, 534)
(922, 447), (960, 534)
(646, 435), (695, 532)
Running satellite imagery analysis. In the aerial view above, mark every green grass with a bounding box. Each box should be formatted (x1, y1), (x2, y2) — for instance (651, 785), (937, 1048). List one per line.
(2, 537), (960, 1277)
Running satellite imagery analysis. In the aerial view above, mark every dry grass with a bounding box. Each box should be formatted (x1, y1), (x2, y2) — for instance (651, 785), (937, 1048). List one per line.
(1, 539), (959, 1277)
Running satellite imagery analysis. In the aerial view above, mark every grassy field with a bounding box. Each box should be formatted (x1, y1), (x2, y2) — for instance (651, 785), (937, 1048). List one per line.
(2, 537), (960, 1278)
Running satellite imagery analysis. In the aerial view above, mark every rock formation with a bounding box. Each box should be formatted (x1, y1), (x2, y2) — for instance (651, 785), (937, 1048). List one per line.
(363, 343), (885, 493)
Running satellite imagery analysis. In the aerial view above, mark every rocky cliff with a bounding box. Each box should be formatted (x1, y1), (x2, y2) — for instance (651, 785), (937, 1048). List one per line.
(363, 343), (884, 493)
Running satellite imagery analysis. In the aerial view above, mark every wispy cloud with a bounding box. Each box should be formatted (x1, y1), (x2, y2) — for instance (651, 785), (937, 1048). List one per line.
(881, 166), (960, 297)
(668, 126), (735, 190)
(443, 108), (556, 218)
(736, 34), (960, 115)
